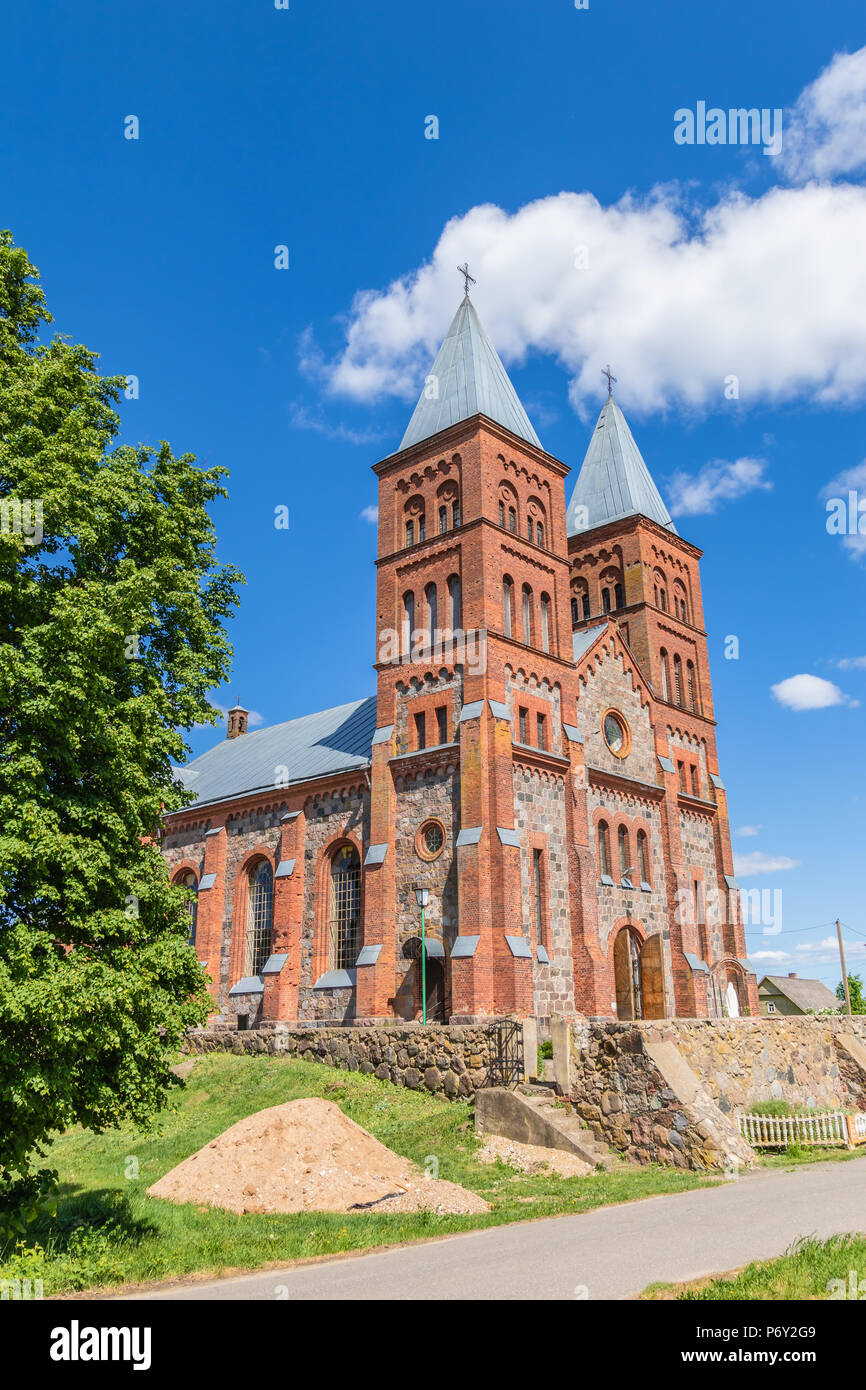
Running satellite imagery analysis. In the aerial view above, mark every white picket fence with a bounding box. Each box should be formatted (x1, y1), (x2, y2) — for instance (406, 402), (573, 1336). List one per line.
(738, 1109), (866, 1149)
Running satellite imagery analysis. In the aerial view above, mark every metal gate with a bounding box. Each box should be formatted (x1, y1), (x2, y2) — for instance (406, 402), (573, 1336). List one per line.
(486, 1018), (524, 1087)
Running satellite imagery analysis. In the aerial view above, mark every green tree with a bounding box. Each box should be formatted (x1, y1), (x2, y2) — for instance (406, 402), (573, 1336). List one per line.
(837, 974), (866, 1014)
(0, 231), (242, 1221)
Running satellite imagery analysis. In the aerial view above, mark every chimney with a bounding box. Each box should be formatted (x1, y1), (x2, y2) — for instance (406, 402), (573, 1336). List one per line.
(227, 702), (249, 739)
(788, 972), (798, 979)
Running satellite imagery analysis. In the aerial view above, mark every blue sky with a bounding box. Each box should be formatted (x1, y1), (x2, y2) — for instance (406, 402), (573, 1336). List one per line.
(3, 0), (866, 988)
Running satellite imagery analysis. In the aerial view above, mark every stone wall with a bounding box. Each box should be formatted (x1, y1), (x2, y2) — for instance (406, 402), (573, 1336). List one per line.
(185, 1021), (499, 1099)
(567, 1019), (755, 1170)
(640, 1016), (866, 1115)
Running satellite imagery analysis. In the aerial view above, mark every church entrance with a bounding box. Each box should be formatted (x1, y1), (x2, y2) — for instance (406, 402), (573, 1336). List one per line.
(420, 956), (446, 1022)
(613, 927), (666, 1020)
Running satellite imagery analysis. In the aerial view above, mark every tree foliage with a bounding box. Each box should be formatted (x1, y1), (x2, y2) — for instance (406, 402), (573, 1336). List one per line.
(0, 230), (243, 1214)
(837, 974), (866, 1014)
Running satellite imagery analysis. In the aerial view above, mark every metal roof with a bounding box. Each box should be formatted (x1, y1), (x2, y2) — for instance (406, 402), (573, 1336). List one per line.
(176, 696), (377, 808)
(567, 395), (677, 537)
(572, 623), (608, 662)
(399, 295), (542, 452)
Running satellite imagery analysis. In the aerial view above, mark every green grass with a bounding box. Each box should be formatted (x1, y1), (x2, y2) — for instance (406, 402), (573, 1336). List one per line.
(642, 1234), (866, 1300)
(1, 1053), (719, 1296)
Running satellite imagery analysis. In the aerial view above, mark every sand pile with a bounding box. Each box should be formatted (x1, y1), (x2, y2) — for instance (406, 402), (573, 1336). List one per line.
(477, 1134), (590, 1178)
(147, 1098), (490, 1216)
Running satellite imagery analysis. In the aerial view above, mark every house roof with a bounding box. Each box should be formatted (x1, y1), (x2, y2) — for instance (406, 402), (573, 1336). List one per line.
(566, 394), (677, 537)
(399, 295), (542, 452)
(758, 975), (843, 1013)
(175, 696), (378, 809)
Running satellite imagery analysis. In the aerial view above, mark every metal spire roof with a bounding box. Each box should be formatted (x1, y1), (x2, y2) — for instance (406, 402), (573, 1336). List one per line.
(566, 395), (677, 537)
(399, 295), (542, 452)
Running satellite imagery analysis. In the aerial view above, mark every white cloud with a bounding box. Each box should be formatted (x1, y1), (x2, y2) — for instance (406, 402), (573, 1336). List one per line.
(733, 851), (801, 876)
(736, 825), (762, 837)
(781, 47), (866, 181)
(837, 656), (866, 670)
(360, 505), (378, 524)
(309, 179), (866, 419)
(747, 950), (791, 964)
(289, 401), (384, 447)
(667, 457), (771, 517)
(770, 673), (854, 710)
(795, 937), (866, 964)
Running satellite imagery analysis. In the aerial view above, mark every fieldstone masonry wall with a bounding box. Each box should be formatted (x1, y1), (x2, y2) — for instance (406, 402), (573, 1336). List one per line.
(641, 1016), (866, 1114)
(186, 1021), (498, 1099)
(567, 1018), (755, 1170)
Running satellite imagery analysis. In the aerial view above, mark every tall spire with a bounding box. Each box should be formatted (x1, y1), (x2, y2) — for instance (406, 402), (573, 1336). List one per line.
(566, 392), (676, 536)
(399, 295), (542, 452)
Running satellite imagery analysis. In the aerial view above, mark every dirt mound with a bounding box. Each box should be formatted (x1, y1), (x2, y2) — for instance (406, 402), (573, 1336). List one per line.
(477, 1134), (590, 1177)
(147, 1098), (490, 1216)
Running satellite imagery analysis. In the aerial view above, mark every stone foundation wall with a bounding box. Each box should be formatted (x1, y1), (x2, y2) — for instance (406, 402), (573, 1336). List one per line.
(639, 1016), (866, 1114)
(568, 1019), (755, 1170)
(185, 1021), (498, 1099)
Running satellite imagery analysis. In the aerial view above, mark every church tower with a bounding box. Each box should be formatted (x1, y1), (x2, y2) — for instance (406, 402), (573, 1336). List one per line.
(565, 385), (757, 1018)
(356, 287), (591, 1023)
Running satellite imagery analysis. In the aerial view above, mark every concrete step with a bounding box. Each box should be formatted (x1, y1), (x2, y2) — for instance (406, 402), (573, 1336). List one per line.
(476, 1086), (615, 1170)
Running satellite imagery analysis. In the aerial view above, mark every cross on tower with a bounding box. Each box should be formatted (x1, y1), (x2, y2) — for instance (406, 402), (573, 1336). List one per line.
(457, 262), (476, 297)
(602, 363), (617, 396)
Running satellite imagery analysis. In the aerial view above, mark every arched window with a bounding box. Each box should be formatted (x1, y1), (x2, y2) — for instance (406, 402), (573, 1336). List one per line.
(602, 588), (612, 613)
(245, 860), (273, 976)
(673, 654), (684, 706)
(447, 573), (461, 630)
(452, 499), (460, 527)
(508, 507), (516, 533)
(660, 649), (670, 701)
(540, 593), (551, 653)
(176, 870), (198, 945)
(499, 500), (505, 526)
(522, 584), (534, 645)
(618, 825), (631, 881)
(502, 576), (513, 637)
(330, 844), (361, 970)
(598, 820), (611, 878)
(402, 591), (415, 654)
(425, 582), (437, 643)
(687, 660), (698, 712)
(637, 830), (650, 886)
(406, 520), (414, 547)
(614, 582), (624, 610)
(571, 597), (579, 625)
(418, 513), (426, 542)
(439, 505), (448, 534)
(527, 516), (533, 541)
(536, 521), (544, 547)
(582, 592), (590, 619)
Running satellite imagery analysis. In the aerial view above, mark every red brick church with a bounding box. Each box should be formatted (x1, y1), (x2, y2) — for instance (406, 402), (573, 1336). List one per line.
(163, 288), (758, 1027)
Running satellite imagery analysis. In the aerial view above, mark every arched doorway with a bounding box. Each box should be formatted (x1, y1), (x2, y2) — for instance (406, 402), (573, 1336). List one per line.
(614, 928), (643, 1020)
(613, 927), (666, 1020)
(640, 934), (666, 1019)
(421, 957), (446, 1022)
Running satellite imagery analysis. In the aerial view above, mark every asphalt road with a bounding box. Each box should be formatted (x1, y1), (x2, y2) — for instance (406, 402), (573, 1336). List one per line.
(118, 1156), (866, 1301)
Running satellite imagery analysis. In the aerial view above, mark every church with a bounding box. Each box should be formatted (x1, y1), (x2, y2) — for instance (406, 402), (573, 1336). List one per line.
(162, 284), (758, 1029)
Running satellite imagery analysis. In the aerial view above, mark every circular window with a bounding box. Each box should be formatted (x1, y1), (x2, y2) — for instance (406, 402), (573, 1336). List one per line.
(416, 819), (445, 860)
(602, 710), (630, 758)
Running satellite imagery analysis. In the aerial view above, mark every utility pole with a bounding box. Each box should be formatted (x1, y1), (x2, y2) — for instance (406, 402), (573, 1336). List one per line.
(837, 919), (852, 1015)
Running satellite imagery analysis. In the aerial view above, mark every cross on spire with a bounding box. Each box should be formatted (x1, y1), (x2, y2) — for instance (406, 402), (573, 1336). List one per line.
(602, 363), (617, 396)
(457, 262), (476, 297)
